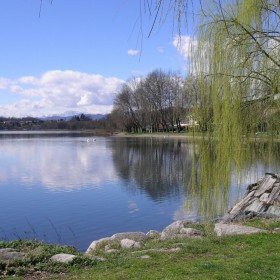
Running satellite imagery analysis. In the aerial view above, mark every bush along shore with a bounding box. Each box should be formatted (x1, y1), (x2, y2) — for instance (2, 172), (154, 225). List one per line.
(1, 173), (280, 279)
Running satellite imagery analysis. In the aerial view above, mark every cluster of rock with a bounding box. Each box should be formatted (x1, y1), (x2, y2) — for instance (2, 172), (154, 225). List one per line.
(225, 173), (280, 222)
(85, 220), (203, 256)
(0, 221), (204, 267)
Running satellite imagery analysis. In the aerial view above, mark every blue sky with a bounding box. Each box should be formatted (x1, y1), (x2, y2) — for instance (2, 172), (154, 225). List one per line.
(0, 0), (194, 117)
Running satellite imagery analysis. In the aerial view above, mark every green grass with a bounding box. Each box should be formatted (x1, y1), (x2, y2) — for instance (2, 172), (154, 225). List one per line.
(241, 218), (280, 231)
(0, 240), (96, 279)
(64, 233), (280, 280)
(1, 220), (280, 279)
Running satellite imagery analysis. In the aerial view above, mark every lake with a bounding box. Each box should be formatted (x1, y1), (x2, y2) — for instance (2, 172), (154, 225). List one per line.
(0, 131), (278, 252)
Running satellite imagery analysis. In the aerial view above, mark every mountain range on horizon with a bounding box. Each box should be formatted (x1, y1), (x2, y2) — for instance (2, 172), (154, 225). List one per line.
(0, 113), (106, 121)
(39, 113), (106, 121)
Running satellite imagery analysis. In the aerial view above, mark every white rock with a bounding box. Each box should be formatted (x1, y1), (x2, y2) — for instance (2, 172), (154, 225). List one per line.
(229, 193), (255, 216)
(254, 175), (276, 197)
(161, 220), (193, 239)
(50, 253), (76, 263)
(86, 232), (146, 254)
(111, 232), (146, 241)
(244, 199), (266, 213)
(85, 237), (113, 255)
(120, 239), (141, 249)
(146, 230), (161, 238)
(259, 192), (270, 203)
(214, 223), (268, 236)
(266, 205), (280, 216)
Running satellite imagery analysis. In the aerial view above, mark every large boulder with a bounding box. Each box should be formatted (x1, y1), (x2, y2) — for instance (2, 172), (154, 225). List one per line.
(50, 253), (76, 263)
(215, 223), (268, 236)
(120, 239), (141, 249)
(146, 230), (161, 239)
(226, 173), (280, 221)
(161, 220), (203, 240)
(85, 232), (147, 255)
(111, 232), (146, 241)
(85, 237), (113, 255)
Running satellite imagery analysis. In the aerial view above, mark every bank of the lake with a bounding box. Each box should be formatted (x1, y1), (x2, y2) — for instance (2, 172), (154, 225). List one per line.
(1, 218), (280, 280)
(112, 131), (280, 142)
(112, 131), (201, 139)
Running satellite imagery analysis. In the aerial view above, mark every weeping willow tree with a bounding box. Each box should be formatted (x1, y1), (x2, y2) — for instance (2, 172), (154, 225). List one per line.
(191, 0), (280, 218)
(143, 0), (280, 219)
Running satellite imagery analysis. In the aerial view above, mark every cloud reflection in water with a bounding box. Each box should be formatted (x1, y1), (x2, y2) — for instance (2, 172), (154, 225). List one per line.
(0, 137), (118, 192)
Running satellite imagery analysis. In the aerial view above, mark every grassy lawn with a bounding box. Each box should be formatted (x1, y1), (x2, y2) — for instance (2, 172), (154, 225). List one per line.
(63, 233), (280, 280)
(1, 220), (280, 279)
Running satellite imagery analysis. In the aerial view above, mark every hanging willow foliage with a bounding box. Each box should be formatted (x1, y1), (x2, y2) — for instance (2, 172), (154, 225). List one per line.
(186, 0), (280, 218)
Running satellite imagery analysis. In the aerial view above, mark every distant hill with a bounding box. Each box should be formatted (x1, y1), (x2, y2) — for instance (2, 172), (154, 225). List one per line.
(0, 116), (40, 121)
(39, 113), (106, 121)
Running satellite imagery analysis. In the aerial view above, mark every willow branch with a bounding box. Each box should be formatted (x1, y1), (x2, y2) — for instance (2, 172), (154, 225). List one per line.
(234, 19), (280, 68)
(148, 0), (163, 38)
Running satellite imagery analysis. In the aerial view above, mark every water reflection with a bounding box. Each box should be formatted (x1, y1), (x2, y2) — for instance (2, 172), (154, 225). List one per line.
(1, 132), (280, 251)
(0, 137), (118, 192)
(111, 138), (196, 200)
(110, 137), (280, 220)
(1, 135), (279, 212)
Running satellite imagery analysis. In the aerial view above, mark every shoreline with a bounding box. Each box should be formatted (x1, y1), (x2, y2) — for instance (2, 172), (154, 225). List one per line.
(111, 131), (203, 140)
(111, 131), (280, 142)
(1, 216), (280, 279)
(1, 129), (279, 142)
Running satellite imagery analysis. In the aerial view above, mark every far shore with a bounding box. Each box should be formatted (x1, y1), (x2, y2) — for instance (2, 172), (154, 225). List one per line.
(1, 129), (279, 142)
(111, 131), (280, 142)
(111, 131), (203, 140)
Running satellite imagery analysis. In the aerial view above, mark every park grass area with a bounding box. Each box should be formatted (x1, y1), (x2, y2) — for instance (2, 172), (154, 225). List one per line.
(1, 219), (280, 279)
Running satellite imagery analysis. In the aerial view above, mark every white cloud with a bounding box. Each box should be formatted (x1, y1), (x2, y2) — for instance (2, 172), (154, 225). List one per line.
(173, 35), (210, 74)
(77, 93), (91, 106)
(18, 76), (38, 84)
(172, 35), (198, 61)
(0, 78), (11, 89)
(0, 70), (124, 117)
(127, 49), (139, 56)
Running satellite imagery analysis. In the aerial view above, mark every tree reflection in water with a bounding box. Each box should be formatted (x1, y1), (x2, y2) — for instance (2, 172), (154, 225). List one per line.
(111, 137), (194, 200)
(111, 137), (280, 220)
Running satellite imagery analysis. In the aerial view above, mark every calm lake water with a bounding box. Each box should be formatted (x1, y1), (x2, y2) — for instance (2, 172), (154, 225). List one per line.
(0, 131), (278, 252)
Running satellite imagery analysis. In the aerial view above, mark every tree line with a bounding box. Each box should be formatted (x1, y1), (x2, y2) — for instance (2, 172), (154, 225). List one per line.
(110, 1), (279, 136)
(0, 114), (118, 133)
(111, 70), (201, 133)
